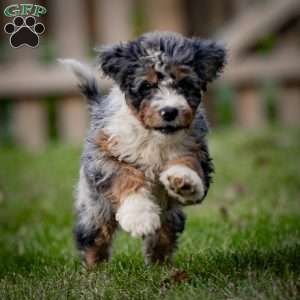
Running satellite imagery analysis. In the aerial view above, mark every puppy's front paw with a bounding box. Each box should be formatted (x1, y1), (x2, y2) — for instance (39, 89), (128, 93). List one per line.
(160, 165), (204, 205)
(116, 194), (161, 237)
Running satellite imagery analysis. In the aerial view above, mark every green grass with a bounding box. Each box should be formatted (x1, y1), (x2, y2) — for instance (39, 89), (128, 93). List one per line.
(0, 128), (299, 299)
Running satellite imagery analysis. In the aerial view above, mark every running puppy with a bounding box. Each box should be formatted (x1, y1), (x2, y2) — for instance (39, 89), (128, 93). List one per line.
(61, 31), (226, 267)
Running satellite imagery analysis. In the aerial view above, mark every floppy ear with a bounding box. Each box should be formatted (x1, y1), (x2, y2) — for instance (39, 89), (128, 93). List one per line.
(191, 38), (226, 83)
(97, 42), (133, 84)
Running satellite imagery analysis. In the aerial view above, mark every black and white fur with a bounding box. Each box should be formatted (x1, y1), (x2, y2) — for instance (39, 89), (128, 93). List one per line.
(61, 32), (226, 266)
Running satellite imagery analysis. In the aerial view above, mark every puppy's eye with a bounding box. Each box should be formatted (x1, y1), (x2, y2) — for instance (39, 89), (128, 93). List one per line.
(156, 72), (164, 80)
(143, 82), (152, 89)
(178, 77), (198, 90)
(140, 81), (156, 92)
(177, 78), (190, 90)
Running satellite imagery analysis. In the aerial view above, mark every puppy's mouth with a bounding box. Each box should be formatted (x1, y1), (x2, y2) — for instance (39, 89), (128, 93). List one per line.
(153, 125), (186, 134)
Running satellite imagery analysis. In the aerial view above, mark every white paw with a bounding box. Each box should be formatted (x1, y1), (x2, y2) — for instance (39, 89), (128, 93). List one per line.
(160, 165), (205, 205)
(116, 193), (161, 237)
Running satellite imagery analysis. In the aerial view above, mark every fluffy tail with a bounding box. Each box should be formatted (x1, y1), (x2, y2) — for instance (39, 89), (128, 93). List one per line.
(59, 59), (101, 104)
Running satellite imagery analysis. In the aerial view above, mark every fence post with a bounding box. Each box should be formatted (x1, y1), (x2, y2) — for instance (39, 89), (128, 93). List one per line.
(12, 97), (47, 150)
(94, 0), (133, 44)
(50, 0), (89, 145)
(10, 51), (48, 151)
(278, 86), (300, 127)
(235, 87), (266, 128)
(144, 0), (186, 33)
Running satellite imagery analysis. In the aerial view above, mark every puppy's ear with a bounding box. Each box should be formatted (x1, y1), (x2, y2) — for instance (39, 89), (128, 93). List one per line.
(97, 42), (132, 84)
(191, 38), (226, 83)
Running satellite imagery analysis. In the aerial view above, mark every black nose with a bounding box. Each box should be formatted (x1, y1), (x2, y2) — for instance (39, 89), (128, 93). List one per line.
(160, 107), (178, 121)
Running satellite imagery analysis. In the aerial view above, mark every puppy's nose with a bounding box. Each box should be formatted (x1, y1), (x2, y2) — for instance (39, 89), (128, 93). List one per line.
(160, 107), (178, 121)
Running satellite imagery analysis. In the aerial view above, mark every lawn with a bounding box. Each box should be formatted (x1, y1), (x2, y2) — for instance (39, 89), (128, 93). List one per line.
(0, 128), (299, 300)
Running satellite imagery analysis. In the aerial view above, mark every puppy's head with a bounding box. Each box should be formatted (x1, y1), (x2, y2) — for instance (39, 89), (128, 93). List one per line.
(98, 32), (226, 134)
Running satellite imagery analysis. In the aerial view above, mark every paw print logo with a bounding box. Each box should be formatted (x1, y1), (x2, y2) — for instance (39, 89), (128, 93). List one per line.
(4, 16), (45, 48)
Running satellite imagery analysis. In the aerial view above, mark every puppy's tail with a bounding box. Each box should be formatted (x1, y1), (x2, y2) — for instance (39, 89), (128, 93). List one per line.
(59, 59), (101, 105)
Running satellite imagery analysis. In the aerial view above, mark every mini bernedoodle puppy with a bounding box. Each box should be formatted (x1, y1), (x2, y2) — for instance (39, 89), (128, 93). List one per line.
(62, 31), (226, 267)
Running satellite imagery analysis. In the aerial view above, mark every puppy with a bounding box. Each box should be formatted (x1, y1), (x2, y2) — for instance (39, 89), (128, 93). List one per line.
(62, 32), (226, 267)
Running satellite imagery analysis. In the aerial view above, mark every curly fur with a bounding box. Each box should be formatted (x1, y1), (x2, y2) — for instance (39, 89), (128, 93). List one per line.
(61, 31), (226, 267)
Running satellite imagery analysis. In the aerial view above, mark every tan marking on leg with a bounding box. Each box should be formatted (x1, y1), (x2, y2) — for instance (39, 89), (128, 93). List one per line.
(144, 225), (177, 265)
(83, 221), (117, 268)
(95, 131), (149, 208)
(164, 156), (203, 178)
(105, 165), (146, 208)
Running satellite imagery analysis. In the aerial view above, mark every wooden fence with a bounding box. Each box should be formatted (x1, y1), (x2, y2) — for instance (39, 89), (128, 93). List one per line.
(0, 0), (135, 150)
(219, 0), (300, 128)
(0, 0), (299, 151)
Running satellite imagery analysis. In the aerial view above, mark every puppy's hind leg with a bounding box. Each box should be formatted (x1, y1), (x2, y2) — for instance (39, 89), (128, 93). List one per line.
(75, 168), (116, 268)
(75, 219), (117, 267)
(143, 206), (186, 265)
